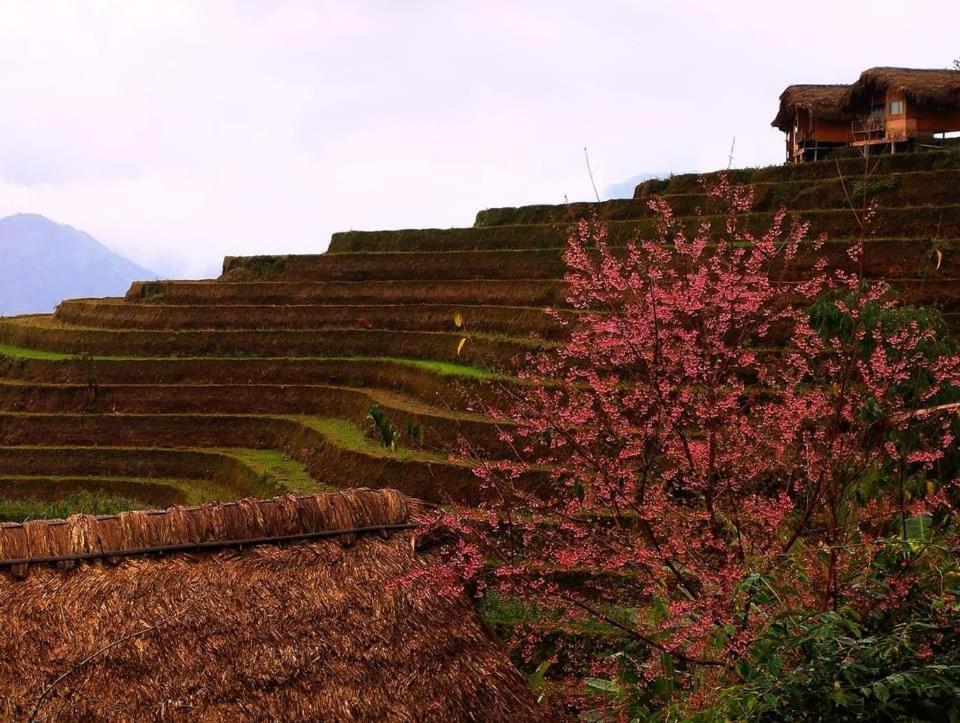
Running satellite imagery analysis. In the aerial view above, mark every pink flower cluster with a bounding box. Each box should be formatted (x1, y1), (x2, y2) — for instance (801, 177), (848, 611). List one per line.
(413, 177), (960, 708)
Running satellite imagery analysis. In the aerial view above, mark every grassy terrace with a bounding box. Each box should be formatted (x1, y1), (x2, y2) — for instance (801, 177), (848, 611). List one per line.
(125, 278), (566, 307)
(474, 165), (960, 225)
(0, 344), (501, 378)
(1, 149), (958, 519)
(326, 211), (960, 253)
(0, 316), (545, 361)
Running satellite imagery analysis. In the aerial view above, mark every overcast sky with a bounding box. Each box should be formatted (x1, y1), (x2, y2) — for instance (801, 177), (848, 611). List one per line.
(0, 1), (958, 278)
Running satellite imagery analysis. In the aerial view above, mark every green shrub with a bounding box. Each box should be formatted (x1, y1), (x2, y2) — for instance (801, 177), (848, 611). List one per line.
(808, 284), (957, 374)
(706, 606), (960, 722)
(850, 174), (902, 203)
(367, 404), (397, 449)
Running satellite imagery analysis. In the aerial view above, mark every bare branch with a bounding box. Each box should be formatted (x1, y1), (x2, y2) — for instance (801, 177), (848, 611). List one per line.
(28, 594), (207, 722)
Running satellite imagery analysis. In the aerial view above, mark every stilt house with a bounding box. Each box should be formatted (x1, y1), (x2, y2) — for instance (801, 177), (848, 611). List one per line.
(774, 67), (960, 162)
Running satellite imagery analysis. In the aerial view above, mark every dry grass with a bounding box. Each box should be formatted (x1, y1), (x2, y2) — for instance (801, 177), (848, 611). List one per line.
(0, 488), (544, 721)
(848, 66), (960, 108)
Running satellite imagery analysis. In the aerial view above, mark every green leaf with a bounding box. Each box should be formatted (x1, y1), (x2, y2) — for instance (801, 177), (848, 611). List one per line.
(650, 598), (669, 625)
(650, 677), (673, 696)
(905, 514), (933, 546)
(660, 651), (675, 677)
(585, 677), (623, 696)
(528, 661), (551, 694)
(886, 673), (906, 689)
(873, 682), (889, 703)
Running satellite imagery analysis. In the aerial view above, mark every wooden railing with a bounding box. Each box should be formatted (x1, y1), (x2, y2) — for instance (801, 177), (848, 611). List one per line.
(852, 117), (884, 135)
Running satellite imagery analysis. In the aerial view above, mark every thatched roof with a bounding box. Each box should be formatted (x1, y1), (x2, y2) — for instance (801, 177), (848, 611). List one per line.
(847, 67), (960, 109)
(772, 84), (853, 131)
(0, 489), (545, 721)
(773, 68), (960, 131)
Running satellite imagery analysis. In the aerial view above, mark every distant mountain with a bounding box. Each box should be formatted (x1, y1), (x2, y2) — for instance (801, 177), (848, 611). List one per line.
(0, 213), (154, 316)
(604, 172), (671, 200)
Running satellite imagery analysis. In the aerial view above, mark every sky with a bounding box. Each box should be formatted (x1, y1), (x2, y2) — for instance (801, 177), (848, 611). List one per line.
(0, 0), (958, 278)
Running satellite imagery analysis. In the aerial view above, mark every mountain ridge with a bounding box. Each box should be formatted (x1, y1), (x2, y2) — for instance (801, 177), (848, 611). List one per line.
(0, 213), (154, 316)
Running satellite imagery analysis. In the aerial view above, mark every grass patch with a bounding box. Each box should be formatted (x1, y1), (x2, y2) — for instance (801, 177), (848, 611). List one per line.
(0, 474), (251, 510)
(0, 489), (142, 522)
(0, 344), (73, 360)
(0, 344), (504, 379)
(378, 356), (501, 380)
(299, 416), (455, 463)
(217, 448), (331, 494)
(0, 344), (154, 362)
(851, 173), (902, 202)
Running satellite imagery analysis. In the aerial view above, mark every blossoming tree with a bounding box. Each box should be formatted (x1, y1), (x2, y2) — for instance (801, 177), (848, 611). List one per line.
(415, 178), (960, 717)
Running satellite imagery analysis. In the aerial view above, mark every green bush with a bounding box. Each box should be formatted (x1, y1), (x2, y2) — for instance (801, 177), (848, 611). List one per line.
(707, 606), (960, 722)
(850, 174), (902, 203)
(367, 404), (397, 449)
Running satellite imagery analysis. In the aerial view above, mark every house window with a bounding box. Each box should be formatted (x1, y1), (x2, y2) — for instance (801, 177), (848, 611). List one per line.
(889, 100), (904, 115)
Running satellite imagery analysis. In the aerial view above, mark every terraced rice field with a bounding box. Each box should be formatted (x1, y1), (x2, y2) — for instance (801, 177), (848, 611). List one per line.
(1, 149), (959, 518)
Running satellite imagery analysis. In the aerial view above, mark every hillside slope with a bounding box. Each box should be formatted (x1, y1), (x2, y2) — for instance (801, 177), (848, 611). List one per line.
(0, 213), (154, 315)
(0, 148), (958, 520)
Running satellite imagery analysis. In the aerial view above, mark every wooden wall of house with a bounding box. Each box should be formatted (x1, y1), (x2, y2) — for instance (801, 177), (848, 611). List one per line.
(790, 110), (854, 143)
(909, 106), (960, 135)
(884, 90), (960, 138)
(813, 119), (855, 143)
(788, 110), (854, 154)
(881, 90), (908, 140)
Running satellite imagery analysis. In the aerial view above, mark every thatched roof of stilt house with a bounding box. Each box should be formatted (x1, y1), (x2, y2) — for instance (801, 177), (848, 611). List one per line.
(774, 69), (960, 132)
(0, 488), (545, 721)
(771, 84), (854, 131)
(846, 67), (960, 109)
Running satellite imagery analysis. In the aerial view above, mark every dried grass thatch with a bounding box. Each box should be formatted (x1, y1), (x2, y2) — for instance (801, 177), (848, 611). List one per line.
(772, 84), (853, 131)
(0, 489), (545, 721)
(846, 67), (960, 109)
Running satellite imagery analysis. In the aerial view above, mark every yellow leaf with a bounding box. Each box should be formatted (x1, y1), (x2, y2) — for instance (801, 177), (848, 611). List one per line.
(453, 312), (464, 328)
(457, 337), (467, 356)
(935, 248), (943, 270)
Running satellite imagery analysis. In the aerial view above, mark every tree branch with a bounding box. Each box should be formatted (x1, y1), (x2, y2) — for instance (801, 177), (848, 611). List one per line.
(28, 594), (207, 722)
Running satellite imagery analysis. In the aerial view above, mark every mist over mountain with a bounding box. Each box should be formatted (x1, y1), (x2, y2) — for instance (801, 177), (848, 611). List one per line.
(0, 213), (154, 316)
